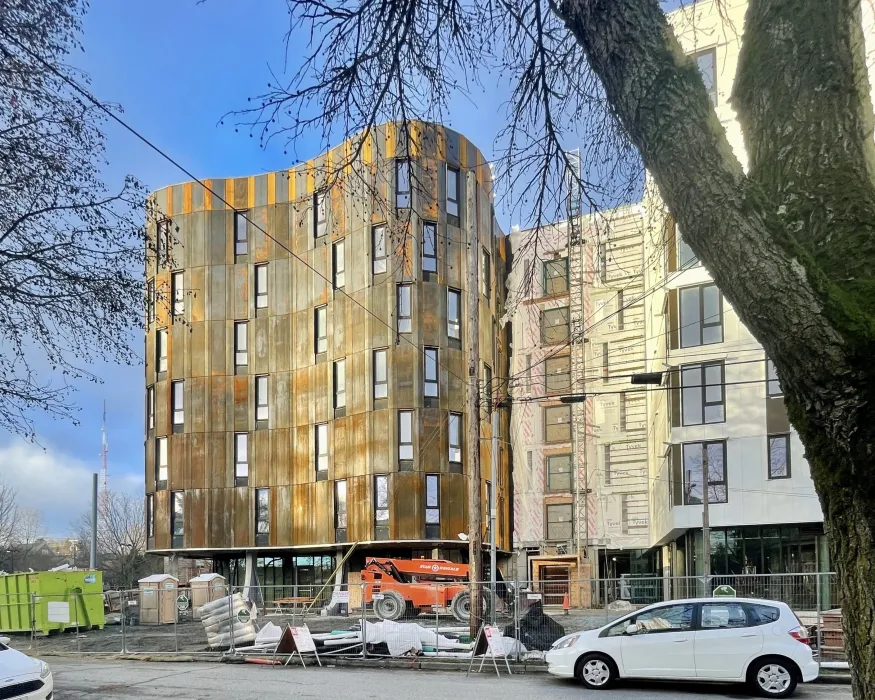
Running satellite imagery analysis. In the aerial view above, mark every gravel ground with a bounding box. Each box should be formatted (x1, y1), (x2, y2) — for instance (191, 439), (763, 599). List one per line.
(48, 658), (852, 700)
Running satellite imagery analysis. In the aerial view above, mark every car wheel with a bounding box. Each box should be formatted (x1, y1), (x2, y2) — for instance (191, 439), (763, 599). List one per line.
(749, 658), (798, 698)
(577, 654), (616, 690)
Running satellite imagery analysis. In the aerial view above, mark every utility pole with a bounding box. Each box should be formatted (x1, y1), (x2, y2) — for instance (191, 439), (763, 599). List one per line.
(490, 407), (498, 625)
(702, 449), (711, 588)
(465, 170), (483, 638)
(90, 472), (98, 570)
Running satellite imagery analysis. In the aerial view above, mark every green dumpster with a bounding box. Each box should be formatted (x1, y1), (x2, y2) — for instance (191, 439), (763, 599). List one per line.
(0, 570), (105, 635)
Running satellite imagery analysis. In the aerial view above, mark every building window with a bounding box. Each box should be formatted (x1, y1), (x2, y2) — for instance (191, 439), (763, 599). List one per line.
(156, 328), (168, 373)
(543, 258), (568, 296)
(172, 271), (184, 316)
(334, 359), (346, 410)
(426, 474), (440, 538)
(374, 475), (389, 537)
(314, 191), (327, 238)
(235, 321), (248, 367)
(255, 264), (268, 309)
(422, 222), (437, 272)
(335, 480), (347, 541)
(398, 410), (414, 461)
(449, 412), (462, 463)
(397, 285), (412, 333)
(621, 493), (648, 534)
(146, 278), (155, 325)
(483, 364), (492, 413)
(447, 288), (461, 339)
(396, 159), (410, 208)
(155, 437), (168, 490)
(373, 348), (388, 399)
(372, 225), (388, 274)
(254, 488), (270, 546)
(545, 356), (571, 394)
(619, 392), (627, 431)
(544, 405), (571, 443)
(617, 290), (625, 331)
(333, 240), (345, 289)
(768, 434), (791, 479)
(234, 433), (249, 486)
(315, 305), (328, 354)
(683, 440), (727, 505)
(602, 342), (609, 380)
(766, 359), (783, 397)
(171, 380), (184, 427)
(681, 362), (725, 425)
(678, 232), (698, 269)
(540, 307), (570, 344)
(546, 454), (572, 492)
(146, 385), (155, 432)
(255, 375), (269, 422)
(234, 211), (248, 256)
(694, 48), (717, 105)
(481, 249), (491, 300)
(424, 347), (439, 398)
(546, 504), (572, 541)
(315, 423), (329, 473)
(680, 283), (723, 347)
(156, 219), (170, 265)
(446, 166), (459, 217)
(171, 491), (184, 548)
(604, 444), (612, 486)
(146, 494), (154, 540)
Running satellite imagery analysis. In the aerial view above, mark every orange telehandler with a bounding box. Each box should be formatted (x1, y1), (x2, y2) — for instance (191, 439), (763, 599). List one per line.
(360, 557), (504, 622)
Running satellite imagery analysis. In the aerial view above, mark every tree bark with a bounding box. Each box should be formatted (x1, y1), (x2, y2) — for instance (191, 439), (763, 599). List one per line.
(555, 0), (875, 695)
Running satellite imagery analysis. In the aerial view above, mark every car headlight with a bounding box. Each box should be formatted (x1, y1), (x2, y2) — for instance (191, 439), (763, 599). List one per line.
(39, 661), (51, 679)
(551, 634), (580, 649)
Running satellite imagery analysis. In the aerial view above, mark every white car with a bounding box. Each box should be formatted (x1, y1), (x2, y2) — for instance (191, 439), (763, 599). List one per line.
(0, 636), (53, 699)
(545, 597), (817, 698)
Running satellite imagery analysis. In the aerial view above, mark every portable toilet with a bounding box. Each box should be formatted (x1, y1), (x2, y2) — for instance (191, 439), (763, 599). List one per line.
(138, 574), (179, 625)
(189, 573), (226, 619)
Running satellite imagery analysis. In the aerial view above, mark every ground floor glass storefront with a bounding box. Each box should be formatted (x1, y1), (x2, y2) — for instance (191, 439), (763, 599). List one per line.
(215, 555), (337, 591)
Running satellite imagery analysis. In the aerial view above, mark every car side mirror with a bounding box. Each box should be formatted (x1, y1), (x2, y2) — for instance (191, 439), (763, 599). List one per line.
(0, 636), (9, 646)
(625, 624), (638, 635)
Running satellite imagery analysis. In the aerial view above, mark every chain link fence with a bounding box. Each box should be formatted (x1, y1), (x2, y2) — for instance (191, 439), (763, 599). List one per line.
(0, 573), (845, 665)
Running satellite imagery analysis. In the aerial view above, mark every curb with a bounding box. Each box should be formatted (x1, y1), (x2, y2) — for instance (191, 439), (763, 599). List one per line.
(813, 672), (852, 686)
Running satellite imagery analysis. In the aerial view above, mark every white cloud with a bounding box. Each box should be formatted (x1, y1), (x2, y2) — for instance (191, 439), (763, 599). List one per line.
(0, 439), (141, 537)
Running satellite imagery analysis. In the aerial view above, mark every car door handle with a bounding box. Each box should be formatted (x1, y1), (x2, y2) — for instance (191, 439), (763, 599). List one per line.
(673, 638), (689, 643)
(742, 633), (758, 638)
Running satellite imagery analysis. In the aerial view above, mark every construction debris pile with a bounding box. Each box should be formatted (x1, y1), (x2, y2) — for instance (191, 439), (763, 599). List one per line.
(199, 594), (257, 648)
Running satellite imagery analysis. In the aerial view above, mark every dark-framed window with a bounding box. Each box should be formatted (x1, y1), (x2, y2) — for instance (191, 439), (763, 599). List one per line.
(682, 440), (727, 505)
(447, 288), (461, 339)
(172, 271), (184, 316)
(446, 166), (459, 217)
(396, 159), (411, 208)
(234, 433), (249, 486)
(483, 364), (492, 413)
(766, 359), (783, 397)
(425, 474), (440, 538)
(335, 480), (348, 541)
(315, 423), (329, 473)
(606, 603), (694, 636)
(255, 263), (268, 308)
(449, 412), (462, 463)
(546, 454), (572, 492)
(334, 359), (346, 410)
(372, 225), (388, 274)
(333, 239), (345, 289)
(424, 347), (439, 397)
(155, 437), (168, 490)
(374, 475), (389, 539)
(171, 491), (184, 548)
(545, 503), (572, 541)
(540, 307), (570, 344)
(481, 249), (491, 300)
(157, 219), (171, 264)
(315, 305), (328, 354)
(545, 355), (571, 394)
(146, 278), (155, 325)
(373, 348), (388, 399)
(544, 405), (571, 443)
(398, 410), (414, 461)
(314, 191), (327, 238)
(422, 222), (437, 272)
(146, 385), (155, 433)
(235, 321), (248, 367)
(397, 284), (412, 333)
(681, 361), (725, 425)
(255, 488), (270, 546)
(678, 232), (699, 269)
(234, 211), (248, 256)
(171, 380), (184, 428)
(768, 434), (790, 479)
(156, 328), (168, 373)
(680, 283), (723, 347)
(694, 48), (717, 105)
(146, 494), (154, 542)
(543, 258), (569, 296)
(255, 374), (269, 422)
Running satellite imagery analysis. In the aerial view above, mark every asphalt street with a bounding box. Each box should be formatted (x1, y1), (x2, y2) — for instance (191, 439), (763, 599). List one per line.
(48, 659), (852, 700)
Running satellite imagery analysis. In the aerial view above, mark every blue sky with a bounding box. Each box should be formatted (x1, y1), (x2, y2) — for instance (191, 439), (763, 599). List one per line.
(1, 0), (517, 536)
